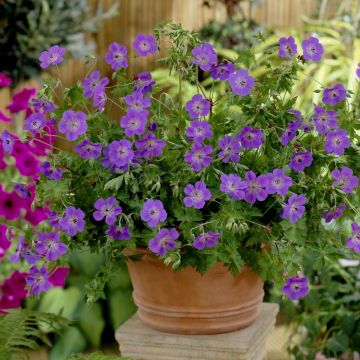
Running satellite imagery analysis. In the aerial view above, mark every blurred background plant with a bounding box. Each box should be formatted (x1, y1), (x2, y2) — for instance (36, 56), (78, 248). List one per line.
(0, 0), (118, 86)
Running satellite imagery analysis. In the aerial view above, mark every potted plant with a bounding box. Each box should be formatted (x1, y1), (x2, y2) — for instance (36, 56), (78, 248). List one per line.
(6, 23), (359, 337)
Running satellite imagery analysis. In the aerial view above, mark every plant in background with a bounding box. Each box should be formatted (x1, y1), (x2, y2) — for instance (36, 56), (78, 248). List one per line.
(0, 0), (117, 86)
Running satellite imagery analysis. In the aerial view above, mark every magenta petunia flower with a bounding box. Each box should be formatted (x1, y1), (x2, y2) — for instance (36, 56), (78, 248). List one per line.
(185, 94), (211, 119)
(322, 84), (347, 106)
(140, 199), (167, 228)
(74, 139), (102, 159)
(183, 181), (211, 209)
(125, 92), (151, 111)
(31, 98), (56, 113)
(186, 120), (213, 142)
(313, 106), (338, 134)
(135, 133), (166, 158)
(103, 139), (134, 171)
(93, 197), (122, 225)
(35, 232), (67, 261)
(24, 206), (47, 227)
(106, 225), (131, 240)
(218, 135), (241, 163)
(134, 72), (155, 94)
(323, 205), (346, 223)
(133, 34), (157, 57)
(278, 36), (298, 59)
(347, 223), (360, 253)
(39, 45), (66, 69)
(0, 110), (12, 123)
(220, 173), (246, 201)
(184, 142), (213, 172)
(1, 130), (14, 154)
(192, 43), (217, 71)
(324, 129), (350, 155)
(210, 62), (235, 80)
(282, 274), (309, 300)
(281, 194), (307, 223)
(301, 36), (323, 62)
(228, 69), (255, 96)
(105, 42), (128, 71)
(7, 88), (36, 113)
(9, 236), (40, 264)
(237, 126), (264, 149)
(0, 143), (6, 170)
(264, 169), (293, 196)
(48, 267), (70, 288)
(331, 166), (359, 194)
(149, 228), (179, 256)
(288, 151), (313, 172)
(82, 71), (109, 99)
(243, 171), (268, 204)
(120, 109), (148, 137)
(93, 87), (107, 112)
(29, 123), (56, 156)
(0, 188), (24, 220)
(15, 154), (40, 177)
(40, 161), (62, 180)
(0, 225), (11, 260)
(58, 110), (87, 141)
(60, 206), (86, 237)
(0, 73), (12, 87)
(26, 266), (51, 295)
(193, 231), (220, 250)
(0, 271), (28, 313)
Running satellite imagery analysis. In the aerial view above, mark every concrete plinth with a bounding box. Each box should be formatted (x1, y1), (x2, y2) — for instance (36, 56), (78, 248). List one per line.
(115, 303), (279, 360)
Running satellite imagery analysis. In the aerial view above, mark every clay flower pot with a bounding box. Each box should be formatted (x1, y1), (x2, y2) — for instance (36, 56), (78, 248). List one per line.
(125, 248), (264, 334)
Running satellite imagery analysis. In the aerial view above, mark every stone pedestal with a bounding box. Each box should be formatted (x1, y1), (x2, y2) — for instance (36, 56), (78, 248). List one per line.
(115, 303), (279, 360)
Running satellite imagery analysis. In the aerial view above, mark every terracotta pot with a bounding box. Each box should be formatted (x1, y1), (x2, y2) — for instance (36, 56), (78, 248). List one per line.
(125, 248), (264, 334)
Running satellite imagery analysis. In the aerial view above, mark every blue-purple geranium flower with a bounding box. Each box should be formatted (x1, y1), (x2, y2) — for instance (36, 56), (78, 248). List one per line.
(228, 69), (255, 96)
(58, 110), (87, 141)
(60, 206), (86, 237)
(210, 62), (235, 80)
(120, 109), (148, 137)
(186, 120), (213, 142)
(347, 223), (360, 253)
(140, 199), (167, 228)
(82, 71), (109, 99)
(237, 126), (264, 149)
(264, 169), (293, 196)
(322, 83), (346, 106)
(24, 113), (46, 134)
(301, 36), (323, 62)
(93, 197), (122, 225)
(243, 171), (268, 204)
(193, 232), (220, 250)
(74, 139), (102, 159)
(218, 135), (241, 163)
(106, 225), (131, 241)
(183, 181), (211, 209)
(105, 42), (128, 71)
(288, 152), (313, 172)
(39, 45), (66, 69)
(149, 228), (179, 256)
(278, 36), (298, 59)
(184, 142), (213, 172)
(26, 265), (51, 295)
(135, 133), (166, 159)
(36, 232), (67, 261)
(185, 94), (211, 119)
(125, 92), (151, 111)
(324, 129), (350, 155)
(40, 161), (62, 180)
(331, 166), (359, 194)
(192, 43), (217, 71)
(313, 106), (338, 134)
(323, 205), (346, 223)
(220, 173), (246, 201)
(281, 194), (307, 223)
(133, 34), (157, 57)
(282, 274), (309, 300)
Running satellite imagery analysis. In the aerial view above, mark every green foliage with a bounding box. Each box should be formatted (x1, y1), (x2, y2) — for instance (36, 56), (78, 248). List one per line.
(67, 352), (130, 360)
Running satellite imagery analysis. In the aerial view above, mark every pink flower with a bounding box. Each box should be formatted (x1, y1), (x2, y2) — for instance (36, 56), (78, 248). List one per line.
(0, 187), (24, 221)
(0, 73), (12, 87)
(7, 88), (36, 113)
(0, 110), (12, 122)
(0, 225), (11, 259)
(15, 154), (40, 177)
(48, 267), (70, 287)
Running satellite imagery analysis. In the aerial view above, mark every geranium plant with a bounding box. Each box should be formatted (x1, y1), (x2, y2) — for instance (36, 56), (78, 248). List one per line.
(5, 23), (359, 302)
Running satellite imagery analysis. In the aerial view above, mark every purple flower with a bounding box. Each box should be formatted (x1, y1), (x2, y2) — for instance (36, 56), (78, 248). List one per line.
(24, 113), (46, 134)
(140, 199), (167, 228)
(237, 126), (264, 149)
(218, 135), (241, 163)
(105, 42), (128, 71)
(278, 36), (298, 59)
(288, 152), (313, 172)
(288, 110), (303, 129)
(192, 43), (217, 71)
(281, 194), (307, 223)
(193, 231), (220, 250)
(323, 205), (347, 223)
(103, 140), (134, 171)
(135, 133), (166, 158)
(313, 106), (338, 134)
(220, 173), (246, 201)
(60, 206), (86, 237)
(324, 129), (350, 155)
(134, 72), (155, 94)
(282, 275), (309, 300)
(125, 92), (151, 111)
(1, 130), (14, 154)
(9, 236), (40, 264)
(347, 223), (360, 253)
(58, 110), (87, 141)
(82, 71), (109, 99)
(14, 183), (31, 199)
(322, 84), (347, 106)
(186, 120), (213, 142)
(36, 232), (67, 261)
(280, 128), (297, 146)
(264, 169), (293, 196)
(183, 181), (211, 209)
(93, 87), (107, 112)
(93, 197), (122, 225)
(332, 166), (359, 194)
(148, 122), (158, 131)
(120, 109), (148, 137)
(243, 171), (268, 204)
(39, 45), (66, 69)
(48, 211), (63, 230)
(185, 94), (211, 119)
(26, 266), (51, 295)
(184, 142), (213, 172)
(357, 63), (360, 78)
(149, 228), (179, 256)
(31, 98), (56, 113)
(106, 225), (131, 240)
(228, 69), (255, 96)
(133, 34), (157, 57)
(74, 139), (102, 159)
(302, 36), (323, 62)
(40, 161), (62, 180)
(210, 62), (235, 80)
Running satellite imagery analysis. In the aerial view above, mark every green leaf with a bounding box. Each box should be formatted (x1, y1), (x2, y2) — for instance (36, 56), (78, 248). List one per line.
(108, 289), (137, 329)
(326, 333), (349, 353)
(78, 303), (105, 347)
